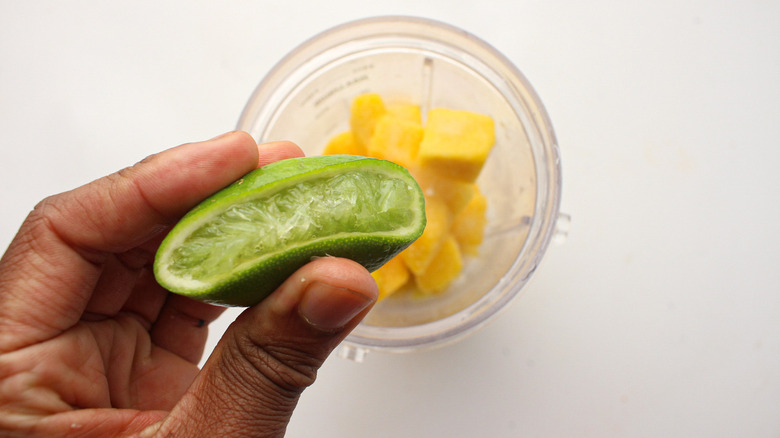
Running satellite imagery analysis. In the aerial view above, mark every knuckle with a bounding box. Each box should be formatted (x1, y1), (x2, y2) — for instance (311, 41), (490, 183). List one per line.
(231, 331), (322, 397)
(114, 163), (139, 181)
(23, 196), (72, 249)
(28, 195), (60, 226)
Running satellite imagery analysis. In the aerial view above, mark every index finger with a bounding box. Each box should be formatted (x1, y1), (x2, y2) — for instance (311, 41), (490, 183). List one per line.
(0, 132), (303, 352)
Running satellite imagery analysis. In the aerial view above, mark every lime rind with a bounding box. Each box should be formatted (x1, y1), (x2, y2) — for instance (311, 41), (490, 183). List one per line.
(165, 170), (419, 285)
(154, 155), (425, 306)
(163, 233), (416, 307)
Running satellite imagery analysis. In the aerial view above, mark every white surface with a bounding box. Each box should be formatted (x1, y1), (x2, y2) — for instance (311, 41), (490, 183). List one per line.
(2, 2), (779, 437)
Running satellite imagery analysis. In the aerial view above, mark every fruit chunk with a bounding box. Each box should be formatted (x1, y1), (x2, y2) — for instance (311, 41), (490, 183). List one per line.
(417, 108), (495, 182)
(371, 256), (410, 301)
(413, 168), (476, 215)
(387, 103), (422, 125)
(450, 185), (488, 256)
(400, 195), (450, 276)
(350, 93), (387, 149)
(415, 236), (463, 294)
(321, 93), (495, 298)
(366, 115), (423, 168)
(323, 131), (365, 156)
(154, 155), (426, 307)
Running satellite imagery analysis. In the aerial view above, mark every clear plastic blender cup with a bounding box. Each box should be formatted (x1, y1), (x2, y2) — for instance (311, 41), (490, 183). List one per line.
(237, 16), (564, 360)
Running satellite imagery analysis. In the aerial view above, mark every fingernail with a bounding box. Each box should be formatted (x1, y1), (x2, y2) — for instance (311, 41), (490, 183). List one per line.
(298, 282), (375, 332)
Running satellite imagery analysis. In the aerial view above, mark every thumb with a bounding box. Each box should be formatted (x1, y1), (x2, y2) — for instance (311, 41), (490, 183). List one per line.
(152, 257), (378, 437)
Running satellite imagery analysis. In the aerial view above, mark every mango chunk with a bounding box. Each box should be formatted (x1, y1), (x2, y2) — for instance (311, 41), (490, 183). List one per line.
(413, 167), (476, 215)
(451, 185), (488, 256)
(418, 108), (495, 182)
(387, 103), (422, 125)
(415, 236), (463, 294)
(372, 256), (410, 301)
(350, 93), (387, 149)
(366, 115), (423, 168)
(321, 93), (495, 298)
(400, 195), (450, 276)
(323, 131), (366, 156)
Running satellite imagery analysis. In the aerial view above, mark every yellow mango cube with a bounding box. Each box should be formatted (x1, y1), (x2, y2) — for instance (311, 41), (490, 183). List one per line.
(450, 185), (488, 256)
(321, 94), (494, 300)
(371, 256), (410, 301)
(323, 131), (366, 156)
(417, 108), (495, 182)
(366, 115), (423, 168)
(412, 167), (476, 215)
(387, 103), (422, 125)
(350, 93), (387, 149)
(400, 195), (450, 275)
(415, 235), (463, 294)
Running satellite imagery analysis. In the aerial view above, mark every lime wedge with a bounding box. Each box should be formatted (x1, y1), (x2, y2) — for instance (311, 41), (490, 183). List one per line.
(153, 155), (426, 307)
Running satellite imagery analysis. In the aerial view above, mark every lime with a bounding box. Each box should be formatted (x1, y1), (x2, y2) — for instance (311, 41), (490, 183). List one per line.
(153, 154), (426, 307)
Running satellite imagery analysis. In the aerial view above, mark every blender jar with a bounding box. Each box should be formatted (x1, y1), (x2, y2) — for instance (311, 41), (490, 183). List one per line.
(237, 16), (563, 358)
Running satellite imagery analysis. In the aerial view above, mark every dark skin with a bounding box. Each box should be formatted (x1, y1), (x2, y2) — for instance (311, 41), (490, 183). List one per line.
(0, 131), (378, 437)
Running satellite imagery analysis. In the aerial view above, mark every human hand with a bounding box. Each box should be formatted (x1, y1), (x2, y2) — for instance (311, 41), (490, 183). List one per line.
(0, 132), (378, 437)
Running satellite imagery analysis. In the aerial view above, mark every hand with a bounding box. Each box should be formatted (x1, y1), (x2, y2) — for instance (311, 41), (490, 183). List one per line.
(0, 132), (378, 437)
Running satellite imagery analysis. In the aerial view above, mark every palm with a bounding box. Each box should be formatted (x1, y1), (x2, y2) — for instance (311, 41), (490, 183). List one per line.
(69, 315), (196, 411)
(1, 243), (225, 435)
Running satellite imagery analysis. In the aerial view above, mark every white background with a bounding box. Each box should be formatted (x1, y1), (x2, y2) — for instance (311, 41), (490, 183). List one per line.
(2, 2), (779, 437)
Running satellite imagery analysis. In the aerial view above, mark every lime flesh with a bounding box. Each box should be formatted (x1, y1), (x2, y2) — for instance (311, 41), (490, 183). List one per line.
(154, 155), (426, 306)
